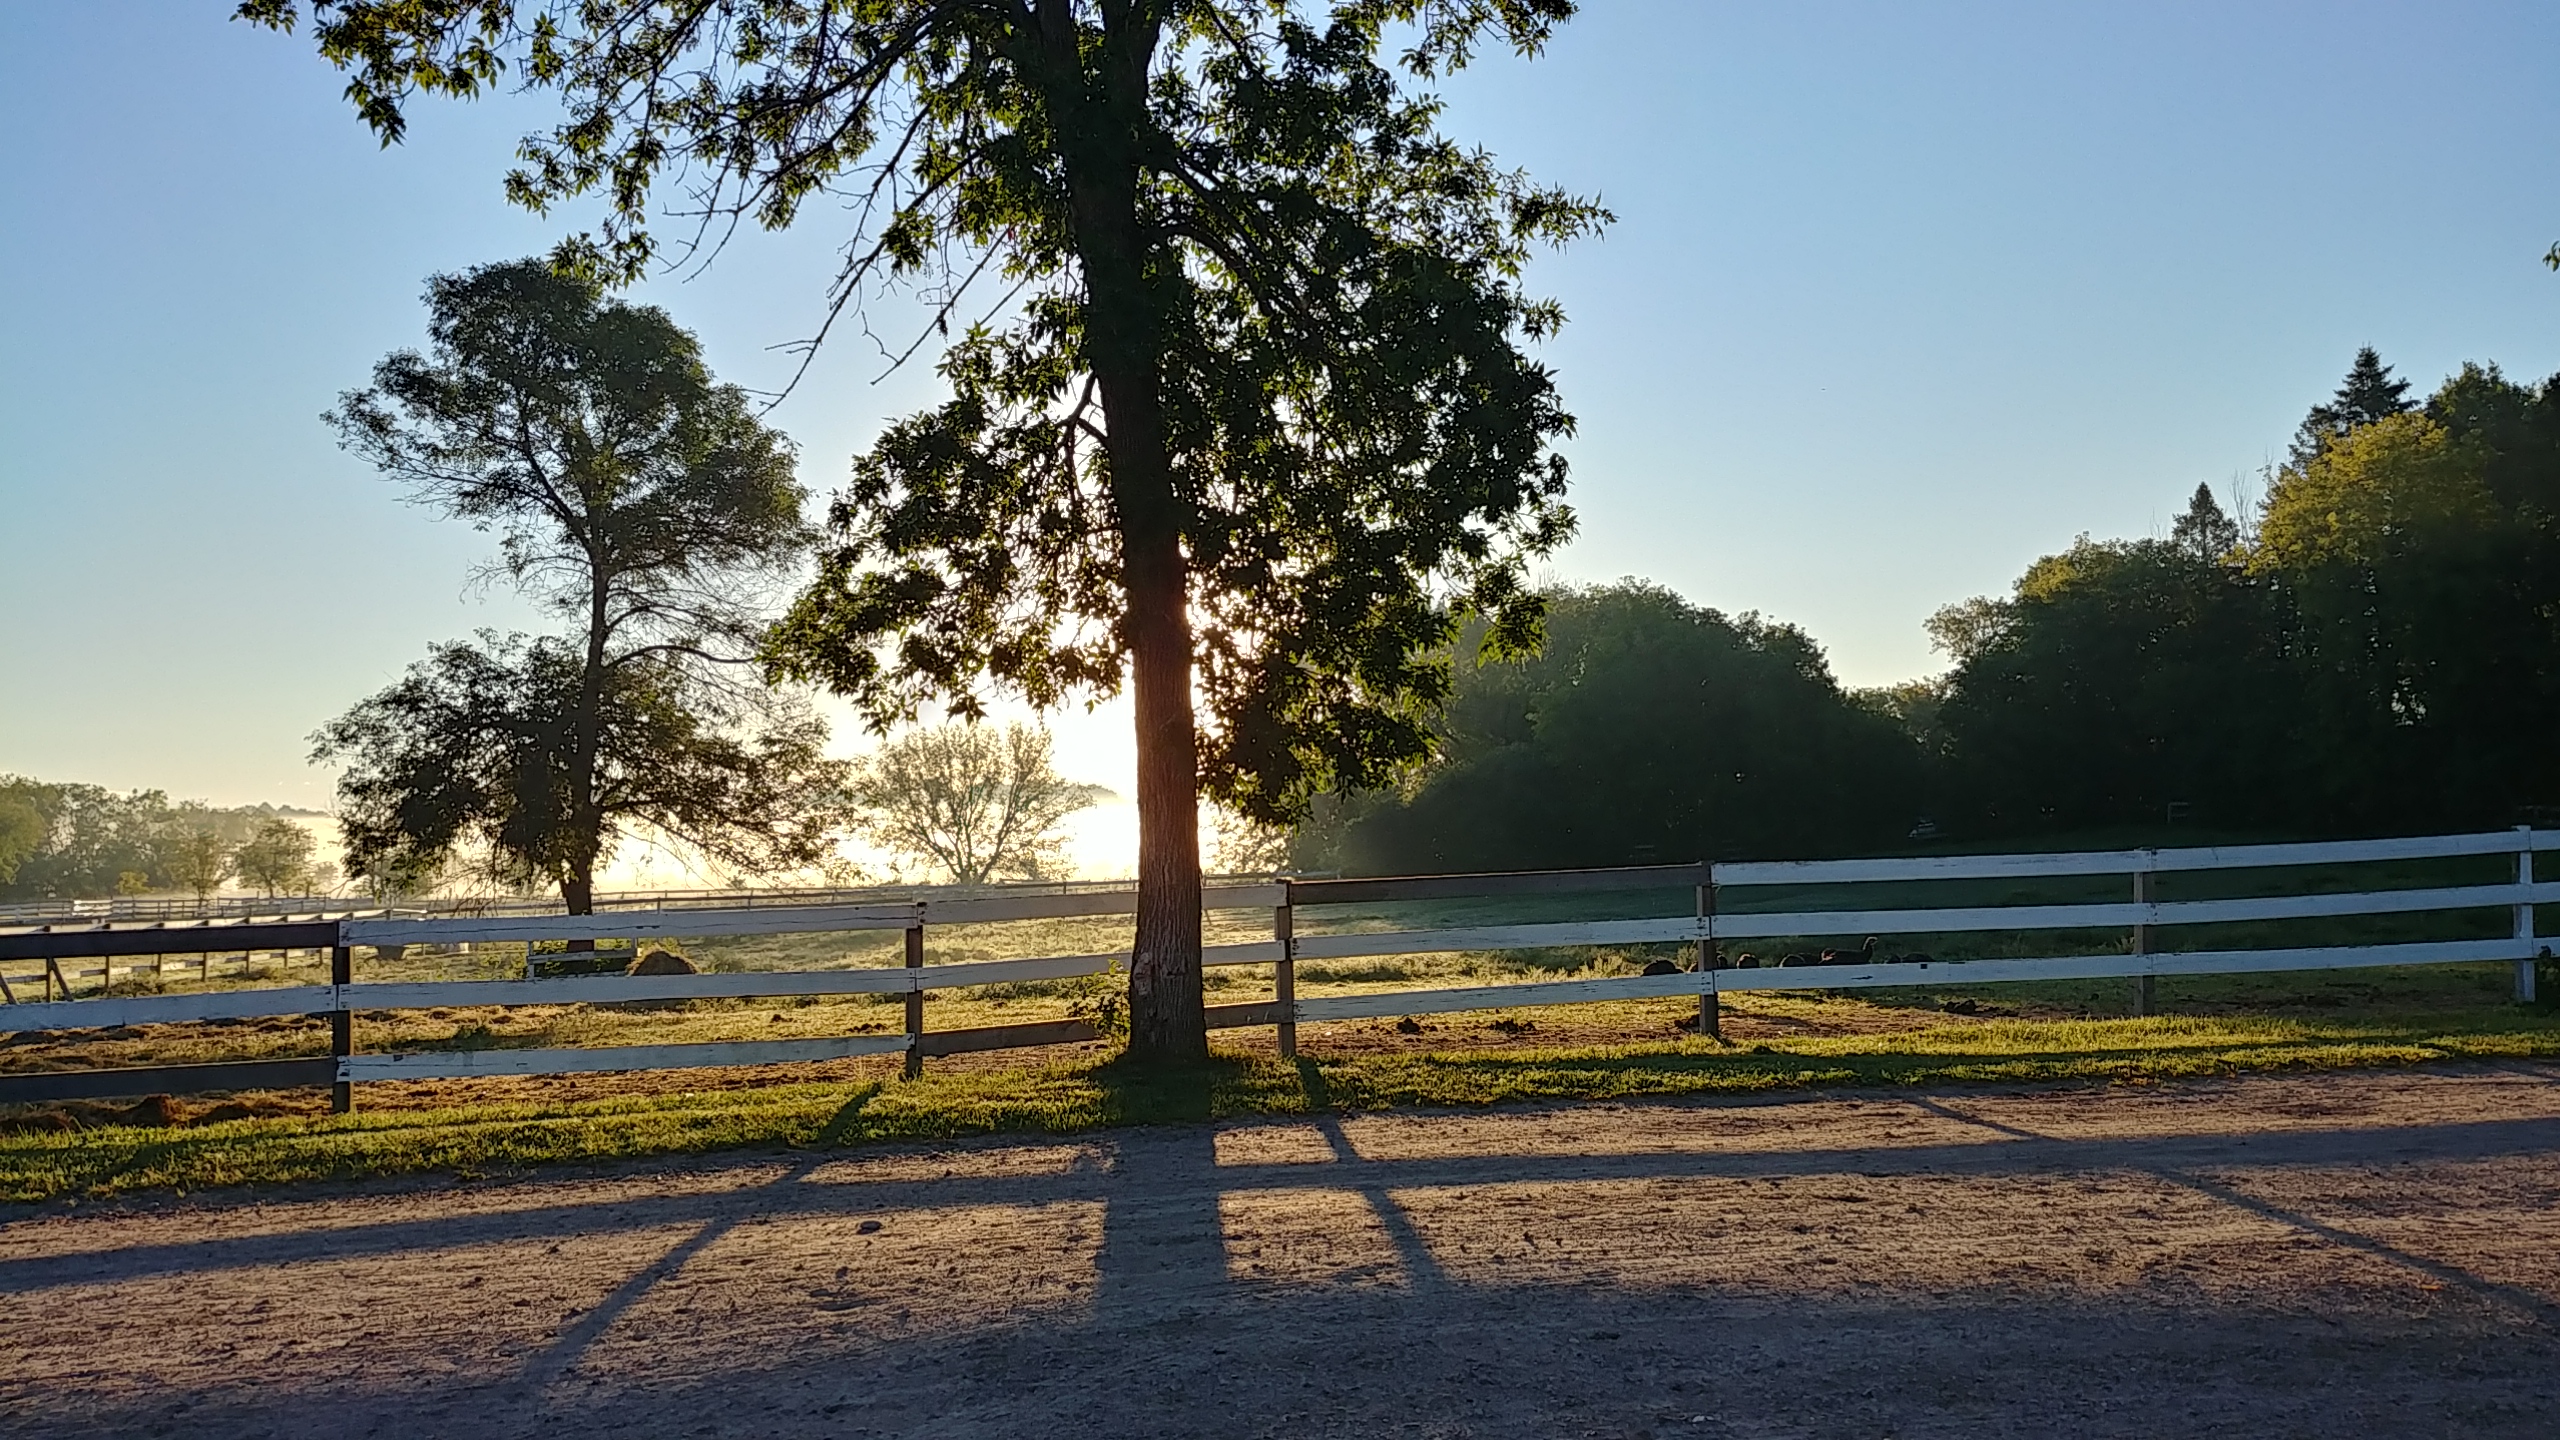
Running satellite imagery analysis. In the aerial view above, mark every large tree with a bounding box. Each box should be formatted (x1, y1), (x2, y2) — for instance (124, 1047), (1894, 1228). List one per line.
(311, 260), (845, 912)
(249, 1), (1602, 1059)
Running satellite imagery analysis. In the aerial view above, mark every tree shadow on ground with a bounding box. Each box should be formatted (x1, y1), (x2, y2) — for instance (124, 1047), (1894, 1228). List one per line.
(11, 1072), (2560, 1438)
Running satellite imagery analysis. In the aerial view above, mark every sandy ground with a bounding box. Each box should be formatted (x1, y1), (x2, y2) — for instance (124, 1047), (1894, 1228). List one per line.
(3, 1065), (2558, 1438)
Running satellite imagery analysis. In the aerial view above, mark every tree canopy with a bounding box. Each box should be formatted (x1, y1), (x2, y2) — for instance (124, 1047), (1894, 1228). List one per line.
(2167, 482), (2239, 561)
(1324, 350), (2560, 867)
(233, 818), (322, 898)
(0, 777), (326, 902)
(246, 0), (1602, 1059)
(312, 261), (845, 912)
(1310, 583), (1924, 874)
(1931, 350), (2560, 839)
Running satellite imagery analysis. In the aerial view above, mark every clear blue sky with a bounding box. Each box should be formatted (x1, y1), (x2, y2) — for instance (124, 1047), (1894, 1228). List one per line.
(4, 0), (2557, 815)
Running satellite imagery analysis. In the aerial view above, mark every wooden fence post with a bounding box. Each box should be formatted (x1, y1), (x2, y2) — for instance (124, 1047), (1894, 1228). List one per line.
(1274, 890), (1297, 1059)
(2131, 865), (2156, 1017)
(2515, 827), (2537, 1004)
(1697, 867), (1721, 1041)
(903, 922), (926, 1080)
(330, 944), (355, 1115)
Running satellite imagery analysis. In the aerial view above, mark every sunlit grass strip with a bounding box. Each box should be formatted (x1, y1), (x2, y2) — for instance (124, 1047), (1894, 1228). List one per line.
(2, 1012), (2554, 1203)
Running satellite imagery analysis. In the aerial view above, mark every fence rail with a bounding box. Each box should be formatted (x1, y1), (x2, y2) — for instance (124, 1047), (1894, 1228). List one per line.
(1, 828), (2551, 1108)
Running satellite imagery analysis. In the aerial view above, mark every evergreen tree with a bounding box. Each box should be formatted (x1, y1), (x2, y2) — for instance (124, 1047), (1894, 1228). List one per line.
(2169, 483), (2240, 562)
(2290, 347), (2415, 467)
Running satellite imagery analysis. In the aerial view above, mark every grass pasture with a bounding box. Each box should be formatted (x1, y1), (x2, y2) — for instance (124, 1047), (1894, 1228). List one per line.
(1, 952), (2553, 1203)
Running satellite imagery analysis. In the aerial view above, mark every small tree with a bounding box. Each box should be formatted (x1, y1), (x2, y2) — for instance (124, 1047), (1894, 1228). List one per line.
(233, 818), (318, 898)
(849, 724), (1108, 884)
(312, 260), (846, 914)
(167, 828), (234, 908)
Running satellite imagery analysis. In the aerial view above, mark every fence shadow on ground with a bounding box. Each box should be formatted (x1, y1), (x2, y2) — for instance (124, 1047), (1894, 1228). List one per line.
(12, 1073), (2560, 1440)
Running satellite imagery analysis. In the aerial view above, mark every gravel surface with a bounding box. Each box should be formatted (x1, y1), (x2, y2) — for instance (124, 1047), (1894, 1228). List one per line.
(4, 1064), (2558, 1438)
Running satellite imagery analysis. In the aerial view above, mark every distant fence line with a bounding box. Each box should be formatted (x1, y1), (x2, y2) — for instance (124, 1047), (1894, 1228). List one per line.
(0, 828), (2550, 1110)
(0, 874), (1290, 928)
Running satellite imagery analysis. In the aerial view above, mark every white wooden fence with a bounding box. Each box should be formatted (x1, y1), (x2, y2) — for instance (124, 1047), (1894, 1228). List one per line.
(0, 828), (2550, 1107)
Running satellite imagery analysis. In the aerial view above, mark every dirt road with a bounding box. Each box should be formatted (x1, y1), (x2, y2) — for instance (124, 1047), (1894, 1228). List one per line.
(4, 1065), (2557, 1438)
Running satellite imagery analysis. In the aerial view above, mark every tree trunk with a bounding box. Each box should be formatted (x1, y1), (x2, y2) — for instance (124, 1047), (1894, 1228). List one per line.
(561, 867), (594, 917)
(564, 539), (610, 951)
(1123, 523), (1206, 1061)
(1090, 263), (1205, 1061)
(1037, 6), (1205, 1061)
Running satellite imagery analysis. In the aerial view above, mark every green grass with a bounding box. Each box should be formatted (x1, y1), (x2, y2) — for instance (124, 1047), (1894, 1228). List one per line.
(5, 1006), (2555, 1204)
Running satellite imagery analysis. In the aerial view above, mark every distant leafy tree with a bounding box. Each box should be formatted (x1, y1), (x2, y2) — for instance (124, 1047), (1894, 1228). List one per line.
(167, 826), (234, 907)
(1922, 595), (2011, 668)
(1933, 356), (2560, 839)
(2289, 346), (2416, 468)
(2253, 394), (2560, 828)
(0, 785), (42, 886)
(848, 724), (1108, 885)
(1933, 538), (2295, 835)
(2257, 414), (2495, 570)
(232, 818), (319, 898)
(0, 778), (174, 900)
(1850, 679), (1950, 768)
(1318, 583), (1923, 873)
(313, 261), (842, 916)
(248, 0), (1601, 1061)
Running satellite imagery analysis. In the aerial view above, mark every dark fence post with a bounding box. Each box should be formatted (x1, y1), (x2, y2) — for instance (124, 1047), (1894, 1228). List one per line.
(2131, 864), (2156, 1017)
(1697, 865), (1721, 1041)
(2516, 826), (2538, 1004)
(330, 943), (354, 1115)
(1274, 888), (1297, 1059)
(903, 922), (926, 1080)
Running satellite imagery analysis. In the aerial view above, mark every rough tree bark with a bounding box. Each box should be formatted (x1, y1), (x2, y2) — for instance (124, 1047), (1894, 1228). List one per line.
(1036, 3), (1206, 1061)
(562, 543), (611, 941)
